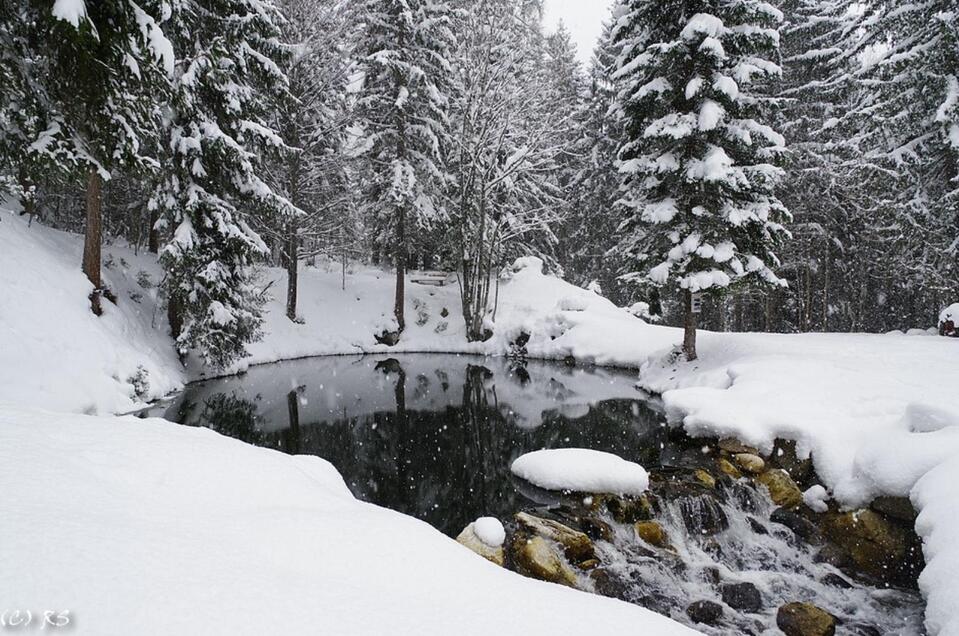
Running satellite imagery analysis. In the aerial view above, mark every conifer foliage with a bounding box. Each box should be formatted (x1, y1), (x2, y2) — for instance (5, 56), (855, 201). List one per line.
(612, 0), (790, 359)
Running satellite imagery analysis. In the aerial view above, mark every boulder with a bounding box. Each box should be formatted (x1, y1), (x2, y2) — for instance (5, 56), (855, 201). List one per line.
(870, 496), (917, 522)
(634, 521), (670, 548)
(515, 512), (595, 562)
(721, 582), (763, 613)
(694, 469), (716, 489)
(735, 453), (766, 474)
(456, 522), (505, 566)
(686, 600), (724, 625)
(757, 469), (804, 508)
(513, 536), (578, 586)
(717, 457), (743, 479)
(719, 438), (760, 454)
(588, 567), (630, 601)
(679, 494), (729, 536)
(821, 573), (853, 589)
(770, 508), (822, 544)
(770, 439), (814, 486)
(821, 509), (910, 582)
(580, 517), (613, 542)
(776, 602), (837, 636)
(604, 494), (652, 524)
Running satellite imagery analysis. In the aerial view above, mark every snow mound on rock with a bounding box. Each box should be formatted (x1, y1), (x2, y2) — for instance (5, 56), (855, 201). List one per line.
(511, 448), (649, 496)
(473, 517), (506, 547)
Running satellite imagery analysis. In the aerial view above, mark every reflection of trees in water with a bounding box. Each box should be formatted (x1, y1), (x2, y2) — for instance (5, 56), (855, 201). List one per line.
(180, 359), (666, 536)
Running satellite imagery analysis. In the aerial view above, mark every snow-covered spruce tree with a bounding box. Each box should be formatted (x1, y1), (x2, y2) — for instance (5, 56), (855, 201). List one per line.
(354, 0), (456, 341)
(447, 0), (573, 341)
(0, 0), (171, 313)
(152, 0), (294, 368)
(259, 0), (358, 323)
(612, 1), (790, 360)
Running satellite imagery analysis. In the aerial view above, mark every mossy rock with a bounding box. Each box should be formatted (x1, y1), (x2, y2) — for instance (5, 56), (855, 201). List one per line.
(694, 469), (716, 488)
(776, 602), (837, 636)
(735, 453), (766, 474)
(821, 509), (910, 582)
(717, 457), (743, 479)
(604, 494), (652, 524)
(512, 535), (578, 586)
(515, 512), (595, 562)
(757, 469), (803, 509)
(635, 520), (670, 548)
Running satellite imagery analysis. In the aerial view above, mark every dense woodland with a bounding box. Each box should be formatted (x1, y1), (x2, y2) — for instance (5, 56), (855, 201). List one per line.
(1, 0), (957, 366)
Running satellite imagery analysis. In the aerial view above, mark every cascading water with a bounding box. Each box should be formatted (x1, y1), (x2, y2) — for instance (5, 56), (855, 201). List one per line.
(572, 478), (926, 635)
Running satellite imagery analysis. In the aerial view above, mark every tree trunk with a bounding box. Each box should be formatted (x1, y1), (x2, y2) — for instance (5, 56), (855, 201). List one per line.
(285, 226), (298, 322)
(168, 297), (183, 341)
(683, 289), (698, 361)
(148, 208), (160, 254)
(394, 207), (406, 332)
(286, 390), (301, 455)
(83, 169), (103, 315)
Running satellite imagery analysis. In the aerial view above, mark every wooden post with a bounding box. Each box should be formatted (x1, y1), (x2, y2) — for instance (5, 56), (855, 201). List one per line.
(683, 289), (698, 361)
(82, 169), (103, 315)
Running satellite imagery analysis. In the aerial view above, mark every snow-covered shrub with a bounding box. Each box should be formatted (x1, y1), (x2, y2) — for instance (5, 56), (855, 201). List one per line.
(626, 302), (660, 322)
(511, 256), (544, 274)
(127, 366), (150, 400)
(557, 295), (590, 312)
(940, 303), (959, 337)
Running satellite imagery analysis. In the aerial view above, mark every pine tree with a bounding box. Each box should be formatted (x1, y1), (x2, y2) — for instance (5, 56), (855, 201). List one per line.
(152, 0), (293, 368)
(612, 1), (790, 359)
(0, 0), (172, 313)
(354, 0), (456, 341)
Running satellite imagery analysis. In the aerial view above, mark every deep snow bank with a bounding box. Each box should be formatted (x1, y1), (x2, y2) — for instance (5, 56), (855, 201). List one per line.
(0, 407), (697, 636)
(0, 212), (183, 414)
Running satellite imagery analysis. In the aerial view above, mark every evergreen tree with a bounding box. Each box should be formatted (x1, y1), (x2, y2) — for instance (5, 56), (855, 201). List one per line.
(152, 0), (293, 368)
(354, 0), (456, 340)
(612, 1), (790, 359)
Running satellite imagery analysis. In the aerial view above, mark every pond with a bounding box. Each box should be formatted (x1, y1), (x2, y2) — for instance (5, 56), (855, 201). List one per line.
(147, 354), (927, 635)
(146, 354), (665, 536)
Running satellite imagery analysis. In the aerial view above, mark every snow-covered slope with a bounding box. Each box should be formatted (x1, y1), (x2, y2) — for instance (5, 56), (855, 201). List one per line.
(0, 212), (183, 414)
(0, 406), (697, 636)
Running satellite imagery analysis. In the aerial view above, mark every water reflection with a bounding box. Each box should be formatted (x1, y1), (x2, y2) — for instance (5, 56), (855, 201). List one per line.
(151, 354), (668, 535)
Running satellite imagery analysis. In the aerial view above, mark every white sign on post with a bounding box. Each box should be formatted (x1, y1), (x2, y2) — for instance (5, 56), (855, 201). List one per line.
(690, 292), (703, 314)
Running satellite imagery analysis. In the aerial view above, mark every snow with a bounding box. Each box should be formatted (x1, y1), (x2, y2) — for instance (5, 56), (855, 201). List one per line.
(802, 485), (829, 513)
(473, 517), (506, 548)
(0, 407), (696, 636)
(511, 449), (650, 496)
(4, 207), (959, 634)
(51, 0), (86, 28)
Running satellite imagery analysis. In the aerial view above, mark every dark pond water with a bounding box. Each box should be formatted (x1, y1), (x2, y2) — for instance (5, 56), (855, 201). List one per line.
(147, 354), (667, 536)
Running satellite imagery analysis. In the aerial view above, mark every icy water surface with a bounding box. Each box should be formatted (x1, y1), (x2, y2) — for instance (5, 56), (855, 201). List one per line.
(149, 354), (926, 634)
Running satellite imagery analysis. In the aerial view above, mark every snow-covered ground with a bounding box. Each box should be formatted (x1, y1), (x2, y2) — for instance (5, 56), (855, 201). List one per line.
(3, 209), (959, 633)
(0, 407), (697, 636)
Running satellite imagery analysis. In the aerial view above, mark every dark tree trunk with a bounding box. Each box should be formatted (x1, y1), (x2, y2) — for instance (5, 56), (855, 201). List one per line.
(285, 390), (301, 455)
(148, 208), (160, 254)
(285, 226), (298, 322)
(683, 289), (698, 361)
(83, 169), (103, 315)
(168, 297), (183, 341)
(394, 207), (406, 332)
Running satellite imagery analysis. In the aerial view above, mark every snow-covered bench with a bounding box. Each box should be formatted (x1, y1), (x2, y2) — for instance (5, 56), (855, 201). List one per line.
(410, 270), (453, 286)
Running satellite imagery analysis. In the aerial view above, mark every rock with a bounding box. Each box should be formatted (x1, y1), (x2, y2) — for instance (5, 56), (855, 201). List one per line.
(719, 438), (760, 455)
(373, 329), (400, 346)
(515, 512), (595, 562)
(821, 509), (910, 582)
(456, 522), (505, 566)
(589, 567), (629, 601)
(513, 536), (578, 586)
(814, 544), (852, 569)
(694, 469), (716, 488)
(604, 495), (652, 524)
(717, 457), (743, 479)
(439, 307), (449, 318)
(770, 508), (822, 544)
(580, 517), (613, 542)
(870, 496), (917, 522)
(679, 494), (729, 536)
(701, 567), (721, 585)
(735, 453), (765, 474)
(757, 469), (804, 509)
(578, 558), (600, 570)
(770, 439), (814, 486)
(635, 521), (670, 548)
(776, 602), (837, 636)
(748, 516), (769, 535)
(721, 582), (763, 613)
(686, 600), (724, 625)
(821, 573), (853, 589)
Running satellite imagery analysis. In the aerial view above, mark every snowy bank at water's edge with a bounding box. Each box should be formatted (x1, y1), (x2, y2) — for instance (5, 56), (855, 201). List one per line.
(0, 407), (697, 636)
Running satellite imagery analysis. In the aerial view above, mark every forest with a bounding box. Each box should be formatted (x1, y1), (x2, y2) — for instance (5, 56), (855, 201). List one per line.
(2, 0), (957, 367)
